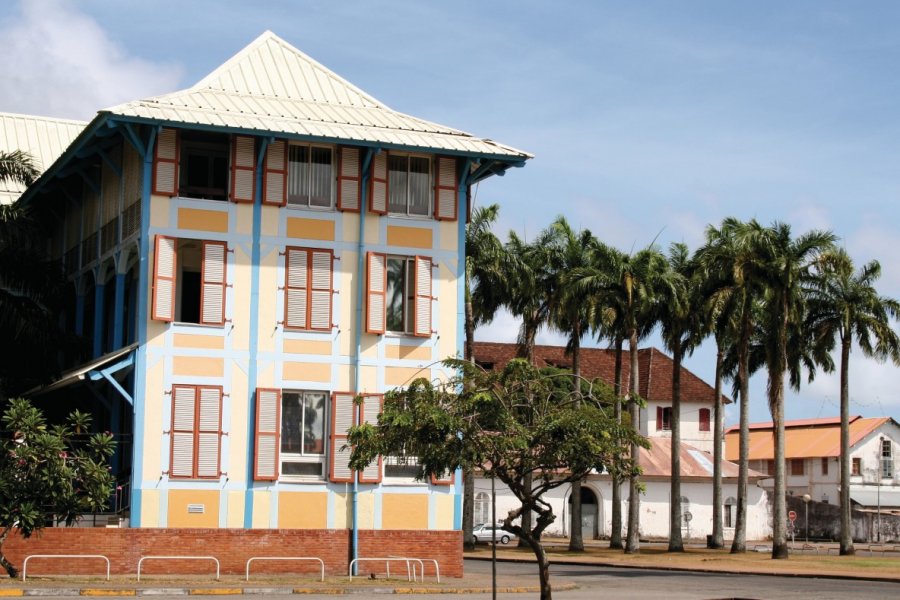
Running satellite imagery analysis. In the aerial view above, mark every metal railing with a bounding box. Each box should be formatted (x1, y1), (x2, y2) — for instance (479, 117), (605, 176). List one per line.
(137, 556), (220, 581)
(245, 557), (325, 582)
(22, 554), (110, 581)
(348, 557), (416, 582)
(389, 556), (440, 583)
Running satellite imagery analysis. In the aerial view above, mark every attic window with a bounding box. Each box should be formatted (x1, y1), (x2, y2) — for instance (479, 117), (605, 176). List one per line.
(180, 131), (229, 201)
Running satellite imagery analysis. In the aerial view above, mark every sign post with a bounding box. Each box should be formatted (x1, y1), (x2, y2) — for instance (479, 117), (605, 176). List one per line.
(788, 510), (797, 547)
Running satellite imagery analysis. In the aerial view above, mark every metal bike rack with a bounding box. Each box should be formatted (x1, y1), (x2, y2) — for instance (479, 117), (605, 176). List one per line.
(348, 557), (415, 582)
(22, 554), (110, 581)
(245, 556), (325, 582)
(137, 555), (220, 581)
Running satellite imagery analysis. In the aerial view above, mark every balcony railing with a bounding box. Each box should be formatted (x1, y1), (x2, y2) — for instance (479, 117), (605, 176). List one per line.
(101, 218), (118, 255)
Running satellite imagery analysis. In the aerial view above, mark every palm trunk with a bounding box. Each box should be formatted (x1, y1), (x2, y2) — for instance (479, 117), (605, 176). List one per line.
(709, 342), (725, 549)
(771, 305), (789, 560)
(517, 319), (538, 547)
(569, 327), (584, 552)
(668, 340), (683, 552)
(625, 328), (641, 553)
(839, 336), (854, 555)
(731, 311), (751, 554)
(610, 336), (624, 549)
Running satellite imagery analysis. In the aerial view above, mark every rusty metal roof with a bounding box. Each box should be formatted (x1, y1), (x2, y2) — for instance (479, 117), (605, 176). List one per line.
(725, 416), (891, 461)
(639, 438), (762, 480)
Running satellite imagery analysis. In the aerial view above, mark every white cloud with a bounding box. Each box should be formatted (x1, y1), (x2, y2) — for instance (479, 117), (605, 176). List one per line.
(0, 0), (183, 120)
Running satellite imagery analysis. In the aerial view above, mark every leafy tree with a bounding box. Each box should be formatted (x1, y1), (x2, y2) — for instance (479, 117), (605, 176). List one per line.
(0, 398), (116, 577)
(347, 359), (644, 600)
(806, 249), (900, 555)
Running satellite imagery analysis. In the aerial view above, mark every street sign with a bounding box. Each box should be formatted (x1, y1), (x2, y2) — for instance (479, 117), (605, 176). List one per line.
(788, 510), (797, 522)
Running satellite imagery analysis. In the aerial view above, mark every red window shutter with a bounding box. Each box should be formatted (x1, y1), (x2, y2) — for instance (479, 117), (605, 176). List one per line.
(153, 128), (179, 196)
(431, 470), (455, 486)
(285, 247), (309, 329)
(366, 252), (386, 334)
(230, 135), (256, 203)
(262, 140), (288, 206)
(329, 392), (357, 483)
(433, 156), (458, 221)
(200, 241), (227, 325)
(413, 255), (433, 337)
(337, 146), (361, 212)
(196, 386), (223, 478)
(656, 406), (663, 431)
(309, 250), (333, 331)
(368, 152), (388, 215)
(254, 388), (281, 481)
(152, 235), (177, 322)
(357, 394), (383, 484)
(699, 408), (711, 432)
(170, 385), (197, 478)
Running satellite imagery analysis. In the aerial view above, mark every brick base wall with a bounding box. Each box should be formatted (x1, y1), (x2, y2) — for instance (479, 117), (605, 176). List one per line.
(4, 528), (462, 578)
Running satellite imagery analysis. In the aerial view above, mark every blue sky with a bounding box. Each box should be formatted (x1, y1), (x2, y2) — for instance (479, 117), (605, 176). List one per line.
(3, 0), (899, 425)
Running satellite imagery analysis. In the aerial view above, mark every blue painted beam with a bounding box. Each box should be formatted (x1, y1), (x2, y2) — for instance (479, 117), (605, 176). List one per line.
(98, 148), (123, 178)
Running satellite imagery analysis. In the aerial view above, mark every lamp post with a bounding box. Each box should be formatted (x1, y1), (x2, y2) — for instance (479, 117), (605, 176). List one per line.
(802, 494), (811, 543)
(877, 436), (883, 543)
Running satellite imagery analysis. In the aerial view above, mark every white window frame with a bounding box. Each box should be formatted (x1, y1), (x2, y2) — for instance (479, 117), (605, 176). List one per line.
(280, 389), (329, 481)
(286, 143), (335, 209)
(383, 449), (425, 485)
(387, 153), (432, 217)
(881, 439), (893, 479)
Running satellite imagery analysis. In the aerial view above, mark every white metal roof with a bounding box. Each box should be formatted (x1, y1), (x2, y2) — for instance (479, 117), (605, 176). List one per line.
(104, 31), (531, 160)
(0, 112), (86, 204)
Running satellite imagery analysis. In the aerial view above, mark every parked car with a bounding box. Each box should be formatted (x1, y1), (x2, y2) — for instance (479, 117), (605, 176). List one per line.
(472, 523), (517, 544)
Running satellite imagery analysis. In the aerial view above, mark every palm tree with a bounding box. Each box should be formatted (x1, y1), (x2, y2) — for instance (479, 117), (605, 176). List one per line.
(544, 216), (597, 551)
(806, 248), (900, 555)
(658, 243), (700, 552)
(462, 204), (506, 550)
(0, 150), (40, 187)
(745, 220), (835, 559)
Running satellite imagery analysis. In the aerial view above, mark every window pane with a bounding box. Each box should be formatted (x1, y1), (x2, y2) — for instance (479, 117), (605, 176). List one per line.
(386, 257), (406, 332)
(281, 392), (303, 453)
(288, 146), (309, 205)
(408, 157), (430, 215)
(302, 392), (327, 455)
(282, 461), (322, 476)
(309, 148), (333, 207)
(388, 155), (408, 213)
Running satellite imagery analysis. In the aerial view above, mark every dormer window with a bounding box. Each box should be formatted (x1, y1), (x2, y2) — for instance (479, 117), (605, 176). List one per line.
(288, 144), (334, 208)
(180, 131), (229, 201)
(388, 154), (430, 216)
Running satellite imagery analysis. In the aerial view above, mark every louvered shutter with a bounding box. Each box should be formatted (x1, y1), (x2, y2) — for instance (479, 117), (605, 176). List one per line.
(413, 255), (432, 337)
(262, 140), (287, 206)
(433, 156), (458, 221)
(201, 241), (227, 325)
(329, 392), (356, 483)
(309, 250), (333, 331)
(656, 406), (663, 431)
(170, 385), (196, 478)
(230, 135), (256, 203)
(366, 252), (386, 334)
(368, 152), (388, 215)
(153, 128), (179, 196)
(197, 386), (222, 478)
(337, 146), (360, 212)
(285, 247), (309, 329)
(254, 388), (281, 481)
(357, 394), (383, 484)
(152, 235), (177, 322)
(431, 470), (455, 486)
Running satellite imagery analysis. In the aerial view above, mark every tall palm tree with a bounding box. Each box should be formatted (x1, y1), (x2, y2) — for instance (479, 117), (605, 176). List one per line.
(462, 204), (506, 549)
(806, 249), (900, 555)
(658, 243), (700, 552)
(745, 220), (835, 559)
(544, 216), (597, 551)
(0, 150), (40, 187)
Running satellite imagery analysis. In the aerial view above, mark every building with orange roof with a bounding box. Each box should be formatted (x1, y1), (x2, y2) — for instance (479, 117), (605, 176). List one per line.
(725, 416), (900, 516)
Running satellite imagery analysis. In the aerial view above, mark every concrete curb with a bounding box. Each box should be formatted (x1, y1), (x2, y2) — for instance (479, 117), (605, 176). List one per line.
(0, 584), (575, 596)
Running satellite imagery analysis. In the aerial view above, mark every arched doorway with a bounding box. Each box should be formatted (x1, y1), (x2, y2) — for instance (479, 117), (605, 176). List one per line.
(568, 486), (601, 539)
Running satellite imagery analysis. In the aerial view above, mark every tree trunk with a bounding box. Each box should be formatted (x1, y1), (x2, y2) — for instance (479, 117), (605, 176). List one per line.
(839, 336), (855, 555)
(625, 328), (641, 553)
(569, 329), (584, 552)
(709, 343), (725, 549)
(668, 341), (683, 552)
(463, 298), (476, 550)
(771, 304), (789, 560)
(518, 471), (533, 548)
(0, 527), (19, 578)
(731, 312), (751, 554)
(610, 336), (624, 549)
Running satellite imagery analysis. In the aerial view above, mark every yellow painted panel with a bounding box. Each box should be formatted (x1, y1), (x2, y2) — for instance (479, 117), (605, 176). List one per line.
(284, 339), (332, 355)
(433, 494), (455, 530)
(382, 494), (428, 530)
(226, 491), (244, 528)
(438, 262), (459, 361)
(140, 489), (160, 527)
(150, 195), (169, 228)
(257, 249), (278, 354)
(168, 490), (219, 528)
(278, 492), (328, 528)
(261, 204), (279, 237)
(364, 214), (379, 244)
(232, 246), (251, 351)
(252, 491), (271, 528)
(283, 361), (331, 382)
(385, 345), (431, 361)
(173, 356), (224, 377)
(359, 366), (377, 393)
(358, 491), (375, 529)
(342, 213), (360, 243)
(385, 366), (428, 387)
(228, 367), (250, 482)
(287, 217), (335, 241)
(174, 334), (225, 350)
(439, 220), (458, 253)
(177, 208), (229, 233)
(333, 492), (349, 529)
(387, 225), (432, 249)
(143, 359), (165, 478)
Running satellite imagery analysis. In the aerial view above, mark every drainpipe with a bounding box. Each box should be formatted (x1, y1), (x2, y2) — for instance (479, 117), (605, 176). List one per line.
(352, 148), (375, 573)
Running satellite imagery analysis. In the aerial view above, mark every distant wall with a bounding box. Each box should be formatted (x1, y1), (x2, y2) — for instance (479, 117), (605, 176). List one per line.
(785, 495), (900, 543)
